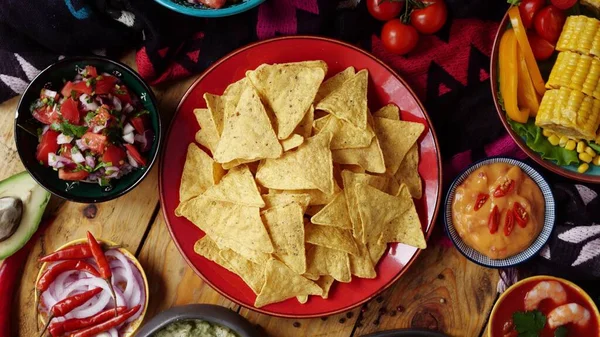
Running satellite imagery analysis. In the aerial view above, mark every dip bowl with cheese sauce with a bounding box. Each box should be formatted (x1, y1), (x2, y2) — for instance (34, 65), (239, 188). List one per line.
(444, 157), (555, 268)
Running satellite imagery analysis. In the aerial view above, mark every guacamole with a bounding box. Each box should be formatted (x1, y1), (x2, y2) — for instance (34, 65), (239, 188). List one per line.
(152, 319), (239, 337)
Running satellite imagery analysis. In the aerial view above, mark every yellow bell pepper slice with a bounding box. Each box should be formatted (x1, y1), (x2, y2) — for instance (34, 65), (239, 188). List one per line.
(517, 46), (540, 117)
(508, 6), (546, 96)
(500, 29), (530, 123)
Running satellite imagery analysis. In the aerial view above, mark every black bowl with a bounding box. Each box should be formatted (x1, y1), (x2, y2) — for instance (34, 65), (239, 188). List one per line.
(14, 56), (161, 203)
(135, 304), (259, 337)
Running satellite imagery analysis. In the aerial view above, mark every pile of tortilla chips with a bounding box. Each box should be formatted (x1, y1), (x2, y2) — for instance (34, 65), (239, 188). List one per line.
(175, 61), (428, 308)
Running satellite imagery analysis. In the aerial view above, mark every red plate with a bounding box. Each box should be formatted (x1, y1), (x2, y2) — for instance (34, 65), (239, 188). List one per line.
(160, 36), (442, 317)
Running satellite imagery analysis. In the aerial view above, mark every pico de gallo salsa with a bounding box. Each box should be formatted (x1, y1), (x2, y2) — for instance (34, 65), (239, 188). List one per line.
(32, 65), (153, 186)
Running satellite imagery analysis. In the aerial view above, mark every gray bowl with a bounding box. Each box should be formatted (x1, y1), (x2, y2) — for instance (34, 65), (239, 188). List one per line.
(135, 304), (259, 337)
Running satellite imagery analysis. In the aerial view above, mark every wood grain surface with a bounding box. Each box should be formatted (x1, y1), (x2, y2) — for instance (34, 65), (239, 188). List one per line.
(0, 53), (499, 337)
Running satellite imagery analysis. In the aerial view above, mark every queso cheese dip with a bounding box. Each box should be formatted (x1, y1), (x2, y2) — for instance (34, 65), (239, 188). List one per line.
(452, 163), (544, 259)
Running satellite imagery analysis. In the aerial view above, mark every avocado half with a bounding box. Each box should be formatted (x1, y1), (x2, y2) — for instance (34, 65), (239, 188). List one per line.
(0, 172), (50, 259)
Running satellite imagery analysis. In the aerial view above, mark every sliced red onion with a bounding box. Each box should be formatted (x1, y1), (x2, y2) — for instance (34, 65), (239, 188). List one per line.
(74, 74), (83, 81)
(76, 139), (90, 151)
(112, 95), (122, 112)
(48, 153), (73, 169)
(41, 89), (59, 100)
(108, 328), (118, 337)
(127, 152), (139, 168)
(79, 94), (99, 111)
(104, 166), (120, 179)
(123, 123), (134, 135)
(93, 121), (107, 133)
(123, 132), (134, 144)
(106, 250), (134, 302)
(53, 270), (80, 298)
(68, 290), (110, 319)
(41, 289), (58, 310)
(71, 150), (85, 164)
(134, 130), (154, 153)
(85, 155), (96, 169)
(123, 103), (134, 114)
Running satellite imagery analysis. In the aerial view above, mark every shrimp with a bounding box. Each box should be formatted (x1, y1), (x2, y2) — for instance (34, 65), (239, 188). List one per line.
(523, 281), (567, 311)
(547, 303), (591, 329)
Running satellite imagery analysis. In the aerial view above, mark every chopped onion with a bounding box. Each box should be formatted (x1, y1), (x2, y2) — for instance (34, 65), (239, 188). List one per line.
(112, 95), (122, 112)
(79, 94), (99, 111)
(123, 103), (134, 114)
(48, 153), (73, 169)
(134, 130), (154, 153)
(74, 74), (83, 81)
(41, 89), (59, 100)
(85, 156), (96, 169)
(93, 121), (107, 133)
(123, 132), (134, 144)
(104, 166), (120, 179)
(123, 123), (134, 135)
(76, 139), (90, 151)
(71, 150), (85, 164)
(127, 152), (139, 168)
(42, 125), (50, 135)
(57, 133), (73, 144)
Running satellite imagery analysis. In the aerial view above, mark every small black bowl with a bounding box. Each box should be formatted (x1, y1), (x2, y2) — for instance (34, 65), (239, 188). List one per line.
(135, 304), (259, 337)
(14, 56), (161, 203)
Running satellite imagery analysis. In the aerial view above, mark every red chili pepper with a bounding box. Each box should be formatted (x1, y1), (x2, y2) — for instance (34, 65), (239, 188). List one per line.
(36, 260), (100, 292)
(513, 202), (529, 228)
(492, 179), (515, 198)
(474, 193), (489, 211)
(504, 209), (515, 236)
(38, 288), (103, 337)
(40, 243), (120, 263)
(70, 305), (141, 337)
(488, 205), (500, 234)
(49, 306), (128, 336)
(87, 232), (117, 315)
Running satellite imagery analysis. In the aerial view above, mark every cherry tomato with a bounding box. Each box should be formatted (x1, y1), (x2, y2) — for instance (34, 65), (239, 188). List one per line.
(32, 105), (60, 125)
(94, 76), (119, 95)
(410, 0), (448, 35)
(58, 168), (89, 181)
(36, 130), (60, 165)
(81, 132), (108, 154)
(513, 203), (529, 228)
(367, 0), (404, 21)
(492, 179), (515, 198)
(84, 66), (98, 78)
(488, 205), (500, 234)
(102, 145), (127, 166)
(528, 31), (555, 61)
(504, 209), (515, 236)
(518, 0), (545, 29)
(474, 193), (489, 211)
(534, 5), (566, 44)
(130, 116), (148, 134)
(60, 98), (81, 125)
(124, 144), (147, 166)
(381, 20), (419, 55)
(550, 0), (577, 10)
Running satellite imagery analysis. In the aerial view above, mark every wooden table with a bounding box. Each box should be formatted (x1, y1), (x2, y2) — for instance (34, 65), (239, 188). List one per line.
(1, 53), (499, 337)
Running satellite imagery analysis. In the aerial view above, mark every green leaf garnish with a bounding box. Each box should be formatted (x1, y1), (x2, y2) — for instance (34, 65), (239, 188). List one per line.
(513, 310), (546, 337)
(51, 122), (88, 138)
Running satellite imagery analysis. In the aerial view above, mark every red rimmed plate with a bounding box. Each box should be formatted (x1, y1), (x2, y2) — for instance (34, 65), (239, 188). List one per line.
(159, 36), (442, 317)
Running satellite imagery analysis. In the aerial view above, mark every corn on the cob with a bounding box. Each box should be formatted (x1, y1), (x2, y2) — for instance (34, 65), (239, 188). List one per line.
(536, 88), (600, 141)
(556, 16), (600, 57)
(546, 52), (600, 99)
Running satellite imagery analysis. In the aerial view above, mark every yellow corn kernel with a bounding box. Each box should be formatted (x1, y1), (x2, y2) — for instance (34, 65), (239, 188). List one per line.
(577, 141), (587, 153)
(548, 135), (560, 146)
(542, 128), (554, 137)
(559, 135), (569, 147)
(585, 146), (597, 157)
(578, 163), (590, 173)
(593, 155), (600, 166)
(566, 140), (577, 151)
(580, 152), (594, 162)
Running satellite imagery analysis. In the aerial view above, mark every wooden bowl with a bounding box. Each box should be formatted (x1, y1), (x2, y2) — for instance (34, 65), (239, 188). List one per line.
(490, 11), (600, 183)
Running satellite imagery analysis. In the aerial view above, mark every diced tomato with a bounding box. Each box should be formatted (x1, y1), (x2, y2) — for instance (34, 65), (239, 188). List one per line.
(129, 116), (148, 134)
(95, 76), (119, 95)
(89, 105), (113, 129)
(32, 105), (60, 125)
(60, 98), (81, 125)
(102, 145), (126, 166)
(71, 81), (93, 95)
(81, 132), (108, 154)
(199, 0), (227, 9)
(61, 81), (78, 99)
(124, 144), (147, 166)
(60, 144), (73, 160)
(36, 130), (60, 165)
(58, 168), (89, 181)
(84, 66), (98, 78)
(112, 85), (133, 105)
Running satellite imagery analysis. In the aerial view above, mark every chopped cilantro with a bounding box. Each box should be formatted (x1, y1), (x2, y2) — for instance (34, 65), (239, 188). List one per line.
(554, 326), (568, 337)
(589, 142), (600, 153)
(37, 128), (43, 138)
(114, 88), (126, 95)
(99, 178), (111, 187)
(51, 122), (88, 138)
(133, 109), (150, 117)
(92, 161), (111, 172)
(513, 310), (546, 337)
(29, 99), (44, 112)
(86, 95), (94, 104)
(70, 90), (78, 100)
(104, 126), (122, 145)
(85, 112), (96, 124)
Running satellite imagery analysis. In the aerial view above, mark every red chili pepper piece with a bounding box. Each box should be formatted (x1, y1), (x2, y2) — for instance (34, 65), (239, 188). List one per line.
(87, 232), (117, 315)
(37, 260), (100, 292)
(70, 305), (141, 337)
(492, 179), (515, 198)
(474, 193), (489, 211)
(513, 202), (529, 228)
(49, 306), (128, 336)
(504, 209), (515, 236)
(488, 205), (500, 234)
(38, 288), (103, 337)
(39, 243), (120, 263)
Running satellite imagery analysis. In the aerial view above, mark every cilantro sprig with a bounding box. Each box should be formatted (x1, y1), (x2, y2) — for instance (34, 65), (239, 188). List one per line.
(51, 122), (88, 138)
(512, 310), (545, 337)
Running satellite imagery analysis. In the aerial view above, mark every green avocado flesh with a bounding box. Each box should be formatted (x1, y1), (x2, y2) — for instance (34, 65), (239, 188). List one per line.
(0, 172), (50, 259)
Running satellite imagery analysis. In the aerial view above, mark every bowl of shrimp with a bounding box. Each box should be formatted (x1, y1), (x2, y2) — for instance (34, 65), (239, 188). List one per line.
(488, 276), (600, 337)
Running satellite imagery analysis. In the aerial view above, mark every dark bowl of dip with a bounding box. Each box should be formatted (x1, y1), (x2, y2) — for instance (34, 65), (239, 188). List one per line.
(135, 304), (259, 337)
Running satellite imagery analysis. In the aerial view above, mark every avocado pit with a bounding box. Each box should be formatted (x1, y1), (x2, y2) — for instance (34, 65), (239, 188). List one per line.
(0, 197), (23, 242)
